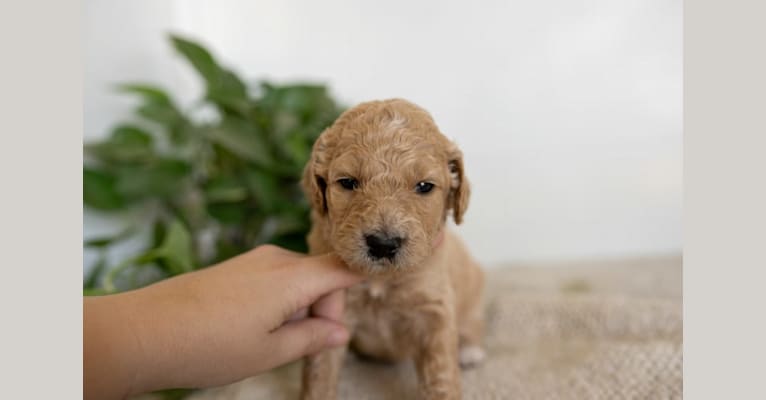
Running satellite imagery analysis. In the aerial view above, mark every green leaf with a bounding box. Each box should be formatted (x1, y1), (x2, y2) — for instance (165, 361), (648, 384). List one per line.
(152, 220), (167, 247)
(283, 132), (311, 166)
(84, 167), (125, 210)
(155, 388), (196, 400)
(150, 220), (171, 273)
(159, 220), (195, 274)
(84, 237), (115, 248)
(111, 125), (152, 145)
(244, 167), (280, 213)
(135, 220), (195, 275)
(85, 125), (154, 163)
(119, 83), (190, 144)
(206, 202), (249, 225)
(206, 117), (274, 168)
(118, 84), (174, 105)
(258, 83), (338, 125)
(84, 256), (108, 289)
(115, 159), (191, 200)
(170, 35), (250, 115)
(136, 103), (183, 127)
(207, 69), (250, 115)
(214, 237), (245, 264)
(170, 35), (220, 83)
(83, 288), (110, 296)
(84, 227), (136, 248)
(273, 213), (310, 236)
(204, 176), (248, 203)
(270, 232), (308, 253)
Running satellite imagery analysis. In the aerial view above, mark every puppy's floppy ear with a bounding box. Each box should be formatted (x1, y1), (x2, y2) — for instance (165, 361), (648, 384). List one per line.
(301, 131), (332, 215)
(447, 145), (470, 224)
(302, 104), (369, 215)
(301, 158), (327, 215)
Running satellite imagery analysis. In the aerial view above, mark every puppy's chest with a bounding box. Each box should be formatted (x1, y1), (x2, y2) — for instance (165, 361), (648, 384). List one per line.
(346, 281), (443, 361)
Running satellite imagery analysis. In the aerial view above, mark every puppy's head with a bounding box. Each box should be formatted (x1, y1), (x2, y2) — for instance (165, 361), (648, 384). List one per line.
(302, 99), (470, 275)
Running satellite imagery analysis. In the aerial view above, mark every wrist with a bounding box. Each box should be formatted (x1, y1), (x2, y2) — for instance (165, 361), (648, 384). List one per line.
(117, 289), (157, 397)
(119, 284), (182, 396)
(122, 276), (213, 395)
(84, 292), (148, 399)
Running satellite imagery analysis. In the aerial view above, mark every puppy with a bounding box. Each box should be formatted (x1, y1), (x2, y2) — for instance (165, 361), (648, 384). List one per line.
(300, 99), (485, 400)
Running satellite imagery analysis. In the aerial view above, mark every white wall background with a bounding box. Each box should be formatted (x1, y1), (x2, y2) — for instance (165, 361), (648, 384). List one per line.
(85, 0), (682, 267)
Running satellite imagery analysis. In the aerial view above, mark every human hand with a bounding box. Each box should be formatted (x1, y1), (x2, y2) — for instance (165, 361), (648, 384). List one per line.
(84, 245), (363, 399)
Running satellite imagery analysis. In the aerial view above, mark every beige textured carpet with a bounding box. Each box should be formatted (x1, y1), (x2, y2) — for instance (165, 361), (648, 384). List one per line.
(154, 255), (683, 400)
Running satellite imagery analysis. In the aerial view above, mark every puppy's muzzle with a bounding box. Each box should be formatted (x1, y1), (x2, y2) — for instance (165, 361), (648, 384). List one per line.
(365, 233), (403, 261)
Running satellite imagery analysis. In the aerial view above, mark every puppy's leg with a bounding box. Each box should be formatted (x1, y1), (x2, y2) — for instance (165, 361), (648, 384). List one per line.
(300, 346), (346, 400)
(458, 263), (486, 368)
(458, 309), (486, 368)
(415, 319), (462, 400)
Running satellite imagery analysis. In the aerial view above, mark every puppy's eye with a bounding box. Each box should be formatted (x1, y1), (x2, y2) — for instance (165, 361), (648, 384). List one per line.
(337, 178), (359, 191)
(415, 181), (435, 194)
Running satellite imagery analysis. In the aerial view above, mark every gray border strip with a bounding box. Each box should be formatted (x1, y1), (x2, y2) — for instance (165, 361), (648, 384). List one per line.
(685, 0), (766, 398)
(0, 0), (83, 398)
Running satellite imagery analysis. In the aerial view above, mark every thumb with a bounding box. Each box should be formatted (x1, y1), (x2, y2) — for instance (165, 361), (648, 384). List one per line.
(267, 317), (349, 362)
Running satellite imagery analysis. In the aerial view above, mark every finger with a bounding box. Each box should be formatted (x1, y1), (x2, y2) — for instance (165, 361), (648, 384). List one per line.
(288, 253), (364, 307)
(310, 289), (345, 323)
(267, 317), (350, 363)
(298, 253), (363, 286)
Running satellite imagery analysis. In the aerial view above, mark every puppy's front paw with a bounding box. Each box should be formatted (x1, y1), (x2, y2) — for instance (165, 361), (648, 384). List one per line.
(458, 345), (486, 368)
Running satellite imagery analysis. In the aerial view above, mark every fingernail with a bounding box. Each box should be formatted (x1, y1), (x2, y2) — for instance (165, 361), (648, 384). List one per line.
(326, 328), (349, 347)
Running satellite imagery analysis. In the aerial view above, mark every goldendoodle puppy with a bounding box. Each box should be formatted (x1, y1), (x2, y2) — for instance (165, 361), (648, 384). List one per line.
(300, 99), (485, 400)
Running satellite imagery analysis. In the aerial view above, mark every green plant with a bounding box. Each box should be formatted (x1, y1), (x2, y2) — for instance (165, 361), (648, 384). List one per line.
(84, 34), (344, 294)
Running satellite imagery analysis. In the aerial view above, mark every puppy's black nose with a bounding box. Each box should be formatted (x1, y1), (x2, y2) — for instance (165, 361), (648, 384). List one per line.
(365, 233), (402, 260)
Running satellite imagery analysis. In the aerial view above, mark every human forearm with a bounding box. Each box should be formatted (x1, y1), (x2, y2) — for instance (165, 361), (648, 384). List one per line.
(83, 293), (146, 400)
(83, 246), (362, 399)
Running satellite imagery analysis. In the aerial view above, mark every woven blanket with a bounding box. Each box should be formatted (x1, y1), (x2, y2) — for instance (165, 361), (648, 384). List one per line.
(143, 255), (682, 400)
